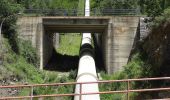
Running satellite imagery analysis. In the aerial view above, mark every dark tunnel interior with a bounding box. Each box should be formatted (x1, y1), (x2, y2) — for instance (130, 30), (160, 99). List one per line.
(44, 33), (105, 72)
(44, 48), (79, 72)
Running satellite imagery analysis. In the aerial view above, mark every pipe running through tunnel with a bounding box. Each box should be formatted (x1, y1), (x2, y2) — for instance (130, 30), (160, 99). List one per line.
(74, 0), (100, 100)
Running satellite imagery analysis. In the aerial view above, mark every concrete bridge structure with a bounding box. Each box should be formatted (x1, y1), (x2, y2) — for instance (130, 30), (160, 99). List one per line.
(17, 16), (139, 74)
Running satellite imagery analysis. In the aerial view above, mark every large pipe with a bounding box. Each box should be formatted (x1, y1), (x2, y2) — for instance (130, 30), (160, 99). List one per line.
(74, 0), (100, 100)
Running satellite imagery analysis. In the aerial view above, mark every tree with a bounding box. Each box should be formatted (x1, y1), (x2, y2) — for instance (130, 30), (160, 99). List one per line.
(164, 0), (170, 9)
(145, 0), (162, 17)
(0, 0), (21, 53)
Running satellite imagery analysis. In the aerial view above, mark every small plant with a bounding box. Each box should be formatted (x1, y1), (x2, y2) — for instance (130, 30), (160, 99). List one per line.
(99, 52), (146, 99)
(69, 70), (77, 79)
(151, 7), (170, 27)
(19, 39), (39, 67)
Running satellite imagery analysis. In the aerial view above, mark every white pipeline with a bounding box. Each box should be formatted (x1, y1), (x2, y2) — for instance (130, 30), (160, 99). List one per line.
(74, 0), (100, 100)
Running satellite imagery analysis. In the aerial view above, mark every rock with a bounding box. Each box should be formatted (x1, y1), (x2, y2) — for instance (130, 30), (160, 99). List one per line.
(10, 82), (15, 85)
(143, 21), (170, 75)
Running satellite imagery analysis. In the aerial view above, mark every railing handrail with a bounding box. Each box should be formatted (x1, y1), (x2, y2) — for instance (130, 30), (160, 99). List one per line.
(23, 8), (139, 11)
(0, 77), (170, 100)
(0, 77), (170, 88)
(22, 8), (140, 16)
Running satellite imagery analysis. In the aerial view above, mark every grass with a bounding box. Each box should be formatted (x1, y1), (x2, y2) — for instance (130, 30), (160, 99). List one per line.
(0, 38), (76, 99)
(56, 33), (81, 56)
(78, 0), (85, 16)
(98, 53), (145, 100)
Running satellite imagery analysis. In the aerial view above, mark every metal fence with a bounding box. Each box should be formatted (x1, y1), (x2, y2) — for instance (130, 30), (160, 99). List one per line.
(23, 8), (140, 16)
(0, 77), (170, 100)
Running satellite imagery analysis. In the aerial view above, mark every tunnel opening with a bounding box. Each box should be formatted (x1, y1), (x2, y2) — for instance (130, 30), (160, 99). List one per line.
(42, 17), (109, 73)
(44, 48), (79, 72)
(92, 33), (105, 71)
(44, 33), (81, 72)
(44, 32), (105, 72)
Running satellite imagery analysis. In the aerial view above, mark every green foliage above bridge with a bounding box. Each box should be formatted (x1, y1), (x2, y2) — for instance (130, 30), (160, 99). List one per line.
(15, 0), (79, 9)
(91, 0), (170, 17)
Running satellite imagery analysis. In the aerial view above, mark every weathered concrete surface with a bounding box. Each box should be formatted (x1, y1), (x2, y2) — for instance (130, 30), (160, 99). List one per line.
(17, 16), (42, 48)
(53, 33), (60, 49)
(17, 16), (139, 74)
(43, 17), (108, 33)
(102, 17), (139, 74)
(17, 16), (44, 69)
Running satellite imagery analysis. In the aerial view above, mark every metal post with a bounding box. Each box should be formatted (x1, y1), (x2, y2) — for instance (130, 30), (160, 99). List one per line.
(80, 83), (82, 100)
(94, 8), (96, 16)
(79, 83), (82, 100)
(127, 80), (130, 100)
(30, 86), (34, 100)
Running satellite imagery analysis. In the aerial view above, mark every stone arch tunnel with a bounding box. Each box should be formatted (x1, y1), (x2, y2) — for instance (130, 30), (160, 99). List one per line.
(17, 16), (139, 74)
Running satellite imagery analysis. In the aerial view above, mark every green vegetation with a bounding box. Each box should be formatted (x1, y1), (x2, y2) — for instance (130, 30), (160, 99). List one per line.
(0, 0), (80, 97)
(17, 0), (79, 9)
(0, 0), (22, 54)
(151, 7), (170, 27)
(0, 38), (75, 99)
(91, 0), (170, 17)
(91, 0), (138, 9)
(78, 0), (85, 16)
(19, 0), (79, 16)
(99, 53), (145, 99)
(19, 40), (39, 67)
(57, 33), (81, 56)
(99, 8), (170, 99)
(98, 50), (164, 99)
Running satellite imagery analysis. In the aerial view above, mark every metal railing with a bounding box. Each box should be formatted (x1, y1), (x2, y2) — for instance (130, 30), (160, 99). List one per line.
(0, 77), (170, 100)
(23, 8), (140, 16)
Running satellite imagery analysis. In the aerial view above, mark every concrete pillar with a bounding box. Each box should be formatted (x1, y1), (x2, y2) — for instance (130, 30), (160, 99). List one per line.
(42, 31), (54, 68)
(94, 33), (101, 48)
(102, 28), (107, 72)
(110, 17), (139, 73)
(39, 21), (43, 70)
(102, 20), (113, 74)
(93, 33), (104, 69)
(53, 33), (59, 49)
(106, 21), (113, 74)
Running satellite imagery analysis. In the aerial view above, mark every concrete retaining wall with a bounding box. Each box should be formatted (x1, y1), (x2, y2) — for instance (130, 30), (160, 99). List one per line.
(103, 17), (139, 74)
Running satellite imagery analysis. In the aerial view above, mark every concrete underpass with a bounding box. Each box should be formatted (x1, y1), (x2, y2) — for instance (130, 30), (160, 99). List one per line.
(17, 16), (139, 74)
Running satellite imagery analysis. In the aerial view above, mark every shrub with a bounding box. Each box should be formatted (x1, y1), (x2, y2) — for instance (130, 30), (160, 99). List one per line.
(152, 7), (170, 27)
(19, 39), (39, 67)
(99, 52), (145, 99)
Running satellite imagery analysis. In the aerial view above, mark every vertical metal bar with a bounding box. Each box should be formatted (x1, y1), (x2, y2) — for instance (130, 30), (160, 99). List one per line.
(127, 80), (130, 100)
(30, 86), (33, 100)
(94, 8), (96, 16)
(79, 83), (82, 100)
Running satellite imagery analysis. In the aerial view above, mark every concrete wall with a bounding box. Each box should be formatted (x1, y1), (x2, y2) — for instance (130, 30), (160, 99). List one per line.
(17, 17), (59, 69)
(17, 17), (44, 69)
(17, 17), (42, 48)
(102, 17), (139, 74)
